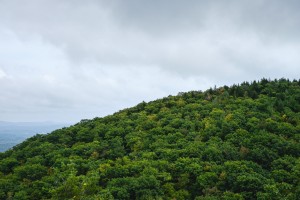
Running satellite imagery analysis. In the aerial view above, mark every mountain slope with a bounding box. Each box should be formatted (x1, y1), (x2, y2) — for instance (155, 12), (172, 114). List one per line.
(0, 78), (300, 200)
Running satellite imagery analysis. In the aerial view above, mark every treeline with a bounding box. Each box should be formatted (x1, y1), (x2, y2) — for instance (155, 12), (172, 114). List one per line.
(0, 78), (300, 199)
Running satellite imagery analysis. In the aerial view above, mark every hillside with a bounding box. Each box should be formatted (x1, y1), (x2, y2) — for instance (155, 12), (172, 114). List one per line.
(0, 78), (299, 200)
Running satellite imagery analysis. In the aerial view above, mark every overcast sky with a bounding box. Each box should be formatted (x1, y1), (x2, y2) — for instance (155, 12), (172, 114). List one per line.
(0, 0), (299, 123)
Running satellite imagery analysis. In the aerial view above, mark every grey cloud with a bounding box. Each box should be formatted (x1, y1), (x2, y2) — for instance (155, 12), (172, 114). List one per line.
(0, 0), (299, 122)
(109, 0), (300, 39)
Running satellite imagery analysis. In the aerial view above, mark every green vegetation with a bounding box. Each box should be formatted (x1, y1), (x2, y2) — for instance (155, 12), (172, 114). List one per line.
(0, 78), (300, 200)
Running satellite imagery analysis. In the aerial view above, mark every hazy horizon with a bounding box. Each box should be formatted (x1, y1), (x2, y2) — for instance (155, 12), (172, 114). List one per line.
(0, 120), (72, 152)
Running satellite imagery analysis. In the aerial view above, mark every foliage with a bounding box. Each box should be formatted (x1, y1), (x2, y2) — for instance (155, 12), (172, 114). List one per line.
(0, 78), (300, 199)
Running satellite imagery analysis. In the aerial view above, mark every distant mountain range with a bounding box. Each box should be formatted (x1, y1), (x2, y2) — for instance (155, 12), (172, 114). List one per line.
(0, 121), (71, 152)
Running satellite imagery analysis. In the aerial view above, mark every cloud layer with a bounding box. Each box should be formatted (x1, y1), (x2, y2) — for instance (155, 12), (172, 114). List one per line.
(0, 0), (299, 122)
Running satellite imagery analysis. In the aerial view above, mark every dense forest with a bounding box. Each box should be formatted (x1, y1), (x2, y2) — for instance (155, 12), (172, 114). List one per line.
(0, 78), (299, 200)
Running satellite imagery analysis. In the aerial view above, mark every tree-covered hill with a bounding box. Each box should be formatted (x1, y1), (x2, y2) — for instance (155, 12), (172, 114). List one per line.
(0, 78), (299, 200)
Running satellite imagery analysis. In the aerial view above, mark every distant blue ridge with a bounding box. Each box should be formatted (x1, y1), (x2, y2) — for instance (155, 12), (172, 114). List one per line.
(0, 121), (71, 152)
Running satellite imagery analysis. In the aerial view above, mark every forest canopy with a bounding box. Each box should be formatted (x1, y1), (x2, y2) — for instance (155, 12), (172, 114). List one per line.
(0, 78), (300, 199)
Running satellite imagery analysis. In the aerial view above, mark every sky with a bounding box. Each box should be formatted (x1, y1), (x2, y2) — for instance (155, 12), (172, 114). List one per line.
(0, 0), (299, 123)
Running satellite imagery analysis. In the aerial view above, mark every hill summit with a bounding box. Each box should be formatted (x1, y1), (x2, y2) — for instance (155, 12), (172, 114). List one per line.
(0, 78), (300, 199)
